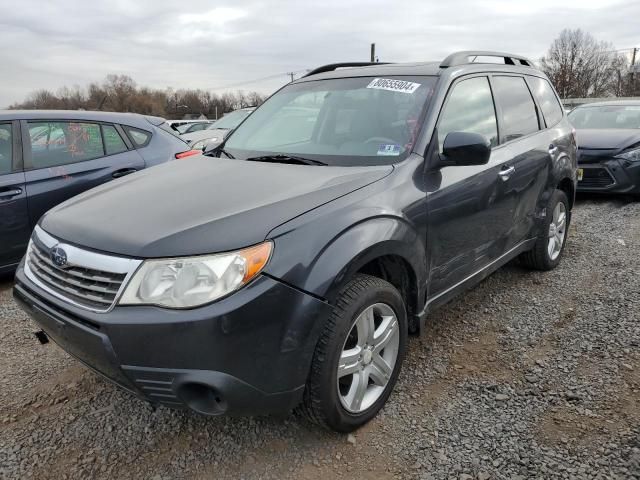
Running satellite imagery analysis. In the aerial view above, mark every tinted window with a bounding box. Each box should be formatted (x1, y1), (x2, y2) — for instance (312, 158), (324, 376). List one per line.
(0, 124), (12, 175)
(28, 122), (104, 169)
(492, 76), (539, 141)
(528, 77), (564, 127)
(102, 125), (127, 155)
(124, 127), (151, 147)
(438, 77), (498, 151)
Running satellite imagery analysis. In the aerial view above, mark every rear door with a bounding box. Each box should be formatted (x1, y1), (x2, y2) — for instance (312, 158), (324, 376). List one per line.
(23, 120), (145, 227)
(0, 121), (30, 269)
(490, 75), (550, 245)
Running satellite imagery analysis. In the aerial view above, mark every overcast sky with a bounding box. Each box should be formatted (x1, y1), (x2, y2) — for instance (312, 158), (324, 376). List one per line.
(0, 0), (638, 108)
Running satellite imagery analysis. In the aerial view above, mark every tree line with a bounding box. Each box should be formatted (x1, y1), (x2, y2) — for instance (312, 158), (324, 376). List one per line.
(8, 28), (639, 114)
(541, 28), (638, 99)
(9, 74), (266, 119)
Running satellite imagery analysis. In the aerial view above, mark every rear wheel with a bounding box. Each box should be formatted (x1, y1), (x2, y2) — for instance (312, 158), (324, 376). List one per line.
(521, 189), (570, 270)
(301, 274), (407, 432)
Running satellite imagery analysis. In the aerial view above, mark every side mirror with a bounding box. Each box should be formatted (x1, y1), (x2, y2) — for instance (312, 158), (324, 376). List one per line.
(440, 132), (491, 167)
(202, 137), (224, 155)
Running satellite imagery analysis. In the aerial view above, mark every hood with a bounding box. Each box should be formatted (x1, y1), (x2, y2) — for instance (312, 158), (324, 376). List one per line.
(576, 128), (640, 151)
(182, 128), (229, 144)
(41, 156), (392, 258)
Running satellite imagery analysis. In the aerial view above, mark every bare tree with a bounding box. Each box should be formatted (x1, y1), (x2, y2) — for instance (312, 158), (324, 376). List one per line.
(541, 29), (626, 98)
(9, 76), (266, 118)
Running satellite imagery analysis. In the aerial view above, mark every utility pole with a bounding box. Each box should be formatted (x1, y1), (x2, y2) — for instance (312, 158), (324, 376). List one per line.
(287, 72), (295, 83)
(631, 47), (638, 95)
(370, 43), (376, 63)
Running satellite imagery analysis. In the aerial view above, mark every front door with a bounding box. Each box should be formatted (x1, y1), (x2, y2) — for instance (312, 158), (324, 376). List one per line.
(426, 75), (516, 301)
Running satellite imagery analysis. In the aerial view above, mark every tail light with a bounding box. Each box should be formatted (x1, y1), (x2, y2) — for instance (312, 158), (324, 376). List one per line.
(175, 150), (201, 159)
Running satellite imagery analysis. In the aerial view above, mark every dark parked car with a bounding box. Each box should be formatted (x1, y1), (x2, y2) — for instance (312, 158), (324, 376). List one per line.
(0, 110), (198, 273)
(14, 52), (577, 432)
(568, 101), (640, 195)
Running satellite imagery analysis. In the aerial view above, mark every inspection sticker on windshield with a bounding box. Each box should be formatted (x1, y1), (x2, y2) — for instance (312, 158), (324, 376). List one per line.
(378, 144), (401, 156)
(367, 78), (421, 94)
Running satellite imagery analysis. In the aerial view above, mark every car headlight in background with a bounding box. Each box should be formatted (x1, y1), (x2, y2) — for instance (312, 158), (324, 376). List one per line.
(192, 137), (218, 150)
(615, 147), (640, 162)
(119, 241), (272, 308)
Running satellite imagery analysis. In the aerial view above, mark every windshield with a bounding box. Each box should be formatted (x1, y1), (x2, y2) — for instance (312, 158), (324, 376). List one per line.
(569, 105), (640, 129)
(224, 76), (436, 166)
(211, 109), (253, 130)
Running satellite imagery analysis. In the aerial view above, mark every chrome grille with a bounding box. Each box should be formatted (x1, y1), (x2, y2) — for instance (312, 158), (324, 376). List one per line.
(25, 226), (142, 312)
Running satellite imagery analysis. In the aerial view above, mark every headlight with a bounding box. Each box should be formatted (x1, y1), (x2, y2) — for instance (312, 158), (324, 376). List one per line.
(119, 241), (272, 308)
(615, 147), (640, 162)
(192, 138), (218, 150)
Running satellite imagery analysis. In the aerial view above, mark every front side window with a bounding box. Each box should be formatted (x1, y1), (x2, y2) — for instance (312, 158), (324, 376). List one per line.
(28, 121), (104, 169)
(528, 76), (564, 127)
(437, 76), (498, 151)
(225, 76), (436, 166)
(492, 76), (539, 141)
(0, 123), (12, 175)
(568, 105), (640, 129)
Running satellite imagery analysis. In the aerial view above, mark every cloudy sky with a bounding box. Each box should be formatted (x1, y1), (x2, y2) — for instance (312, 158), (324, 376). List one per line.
(0, 0), (638, 108)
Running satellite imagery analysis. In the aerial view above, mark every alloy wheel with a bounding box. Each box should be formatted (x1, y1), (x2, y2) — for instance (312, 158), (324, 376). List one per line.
(548, 202), (567, 261)
(336, 303), (400, 413)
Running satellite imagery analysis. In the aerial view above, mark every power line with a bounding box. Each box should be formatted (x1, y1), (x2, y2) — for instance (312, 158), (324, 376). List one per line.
(208, 69), (309, 91)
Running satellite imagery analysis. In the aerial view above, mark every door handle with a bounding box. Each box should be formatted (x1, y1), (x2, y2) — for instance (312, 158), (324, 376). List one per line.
(0, 188), (22, 199)
(498, 166), (515, 181)
(112, 168), (137, 179)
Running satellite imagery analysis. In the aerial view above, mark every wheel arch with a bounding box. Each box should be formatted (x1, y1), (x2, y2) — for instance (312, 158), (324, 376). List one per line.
(301, 217), (427, 334)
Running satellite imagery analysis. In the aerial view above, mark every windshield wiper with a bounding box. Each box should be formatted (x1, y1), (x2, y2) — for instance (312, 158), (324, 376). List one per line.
(245, 154), (327, 166)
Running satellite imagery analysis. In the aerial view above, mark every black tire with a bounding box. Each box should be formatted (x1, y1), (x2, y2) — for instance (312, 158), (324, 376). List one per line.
(520, 189), (570, 271)
(301, 274), (408, 432)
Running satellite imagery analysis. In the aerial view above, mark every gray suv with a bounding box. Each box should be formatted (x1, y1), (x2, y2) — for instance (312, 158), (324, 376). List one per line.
(14, 51), (577, 432)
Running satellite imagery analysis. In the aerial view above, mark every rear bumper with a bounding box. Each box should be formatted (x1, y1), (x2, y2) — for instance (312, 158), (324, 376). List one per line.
(577, 158), (640, 194)
(13, 265), (331, 416)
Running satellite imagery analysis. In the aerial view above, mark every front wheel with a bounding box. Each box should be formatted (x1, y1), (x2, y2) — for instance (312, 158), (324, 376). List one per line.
(301, 274), (408, 432)
(520, 189), (570, 270)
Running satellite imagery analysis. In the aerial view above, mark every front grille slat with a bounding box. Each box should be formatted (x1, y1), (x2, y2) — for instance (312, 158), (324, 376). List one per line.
(580, 167), (615, 188)
(29, 253), (120, 295)
(26, 237), (129, 311)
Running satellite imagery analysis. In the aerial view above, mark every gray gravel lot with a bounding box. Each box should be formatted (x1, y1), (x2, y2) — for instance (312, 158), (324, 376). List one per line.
(1, 197), (639, 480)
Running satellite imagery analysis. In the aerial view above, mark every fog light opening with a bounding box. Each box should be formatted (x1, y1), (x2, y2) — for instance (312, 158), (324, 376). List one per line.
(177, 382), (228, 415)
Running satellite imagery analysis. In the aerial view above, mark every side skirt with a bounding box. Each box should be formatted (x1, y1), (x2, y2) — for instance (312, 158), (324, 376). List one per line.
(414, 238), (537, 332)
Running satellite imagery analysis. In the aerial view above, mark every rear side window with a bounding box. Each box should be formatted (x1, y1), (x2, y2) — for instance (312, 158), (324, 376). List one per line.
(492, 76), (539, 142)
(102, 125), (127, 155)
(438, 76), (498, 151)
(123, 126), (151, 147)
(28, 121), (104, 169)
(0, 123), (12, 174)
(528, 76), (564, 127)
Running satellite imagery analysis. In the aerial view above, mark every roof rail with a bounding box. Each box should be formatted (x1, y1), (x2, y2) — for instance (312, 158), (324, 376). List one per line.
(303, 62), (392, 78)
(440, 51), (533, 68)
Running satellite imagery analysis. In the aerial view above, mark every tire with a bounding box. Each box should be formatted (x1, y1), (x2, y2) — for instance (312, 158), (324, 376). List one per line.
(301, 274), (408, 432)
(520, 189), (570, 271)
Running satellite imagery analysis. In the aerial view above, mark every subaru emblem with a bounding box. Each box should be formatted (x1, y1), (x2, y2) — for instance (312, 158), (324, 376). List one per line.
(50, 246), (68, 268)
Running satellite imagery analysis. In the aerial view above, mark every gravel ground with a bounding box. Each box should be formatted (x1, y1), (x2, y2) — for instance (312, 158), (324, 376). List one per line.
(0, 196), (639, 480)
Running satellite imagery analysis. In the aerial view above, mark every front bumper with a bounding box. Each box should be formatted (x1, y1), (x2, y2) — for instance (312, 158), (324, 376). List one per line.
(577, 157), (640, 194)
(13, 265), (331, 416)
